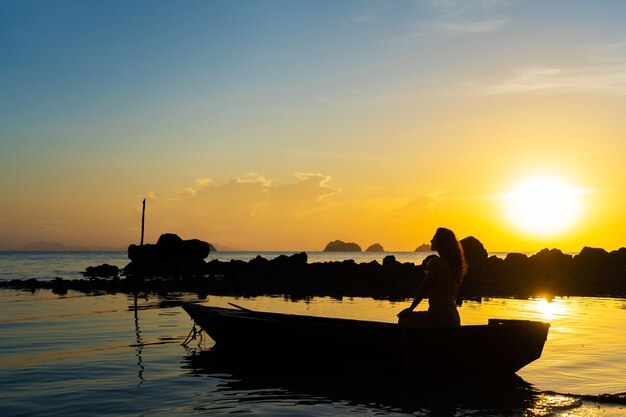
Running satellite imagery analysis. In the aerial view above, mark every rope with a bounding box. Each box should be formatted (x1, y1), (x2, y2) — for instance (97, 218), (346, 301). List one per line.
(181, 322), (206, 348)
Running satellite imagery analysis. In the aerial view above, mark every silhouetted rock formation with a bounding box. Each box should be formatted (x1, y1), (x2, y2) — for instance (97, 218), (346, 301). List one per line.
(323, 240), (362, 252)
(5, 236), (626, 300)
(457, 236), (490, 297)
(83, 263), (119, 278)
(460, 244), (626, 298)
(460, 236), (488, 269)
(530, 249), (572, 271)
(365, 243), (385, 252)
(125, 233), (211, 276)
(575, 246), (609, 268)
(414, 243), (432, 252)
(202, 252), (419, 300)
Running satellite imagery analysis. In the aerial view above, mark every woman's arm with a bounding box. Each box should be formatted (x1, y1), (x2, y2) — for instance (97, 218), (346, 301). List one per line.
(397, 258), (440, 317)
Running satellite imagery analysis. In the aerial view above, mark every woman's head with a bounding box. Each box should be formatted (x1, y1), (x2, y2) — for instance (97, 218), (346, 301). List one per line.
(431, 227), (467, 277)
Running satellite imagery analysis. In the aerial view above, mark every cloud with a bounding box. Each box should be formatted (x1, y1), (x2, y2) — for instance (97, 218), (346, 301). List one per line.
(434, 18), (507, 34)
(473, 66), (626, 96)
(232, 173), (271, 187)
(268, 173), (342, 215)
(422, 0), (508, 37)
(178, 177), (214, 197)
(429, 0), (508, 16)
(383, 0), (508, 44)
(155, 175), (518, 250)
(397, 190), (449, 214)
(461, 39), (626, 97)
(170, 172), (340, 223)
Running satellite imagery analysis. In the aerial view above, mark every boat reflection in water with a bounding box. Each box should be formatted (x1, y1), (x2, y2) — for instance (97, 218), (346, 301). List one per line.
(182, 347), (543, 417)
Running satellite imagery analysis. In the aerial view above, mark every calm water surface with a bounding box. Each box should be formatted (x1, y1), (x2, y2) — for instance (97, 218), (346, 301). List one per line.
(1, 251), (624, 416)
(1, 290), (625, 416)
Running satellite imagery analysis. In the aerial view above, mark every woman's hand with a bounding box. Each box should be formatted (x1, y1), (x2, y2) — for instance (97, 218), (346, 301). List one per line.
(397, 307), (414, 318)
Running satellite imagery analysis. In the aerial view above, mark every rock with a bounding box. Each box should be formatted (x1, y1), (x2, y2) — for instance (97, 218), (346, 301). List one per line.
(271, 252), (308, 269)
(574, 247), (610, 268)
(83, 263), (120, 278)
(156, 233), (184, 250)
(531, 248), (572, 262)
(290, 252), (308, 265)
(49, 277), (69, 295)
(124, 233), (212, 276)
(486, 255), (504, 267)
(414, 243), (432, 252)
(382, 255), (398, 267)
(365, 243), (385, 252)
(128, 243), (157, 262)
(529, 248), (572, 271)
(249, 255), (270, 267)
(610, 248), (626, 265)
(323, 240), (362, 252)
(460, 236), (488, 269)
(182, 239), (212, 260)
(503, 252), (529, 268)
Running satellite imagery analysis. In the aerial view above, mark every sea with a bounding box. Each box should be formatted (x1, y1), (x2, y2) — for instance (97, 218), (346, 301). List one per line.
(1, 251), (625, 416)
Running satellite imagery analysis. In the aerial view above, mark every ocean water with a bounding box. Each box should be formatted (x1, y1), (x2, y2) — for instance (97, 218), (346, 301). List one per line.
(0, 250), (508, 282)
(1, 252), (625, 416)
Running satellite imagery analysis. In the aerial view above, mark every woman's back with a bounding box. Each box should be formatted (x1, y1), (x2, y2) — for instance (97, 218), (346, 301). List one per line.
(426, 258), (462, 326)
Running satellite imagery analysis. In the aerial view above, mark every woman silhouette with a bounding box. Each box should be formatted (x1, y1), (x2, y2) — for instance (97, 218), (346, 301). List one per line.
(397, 227), (467, 327)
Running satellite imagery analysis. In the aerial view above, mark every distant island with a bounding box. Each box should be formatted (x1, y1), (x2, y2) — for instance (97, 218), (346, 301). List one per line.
(414, 243), (432, 252)
(8, 240), (219, 252)
(323, 241), (385, 252)
(15, 241), (126, 251)
(323, 240), (362, 252)
(365, 243), (385, 252)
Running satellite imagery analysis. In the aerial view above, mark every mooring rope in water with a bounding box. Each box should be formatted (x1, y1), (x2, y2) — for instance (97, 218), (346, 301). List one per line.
(181, 322), (205, 348)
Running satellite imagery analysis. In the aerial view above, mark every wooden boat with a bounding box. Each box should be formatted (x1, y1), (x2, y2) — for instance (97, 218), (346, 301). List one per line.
(182, 303), (550, 374)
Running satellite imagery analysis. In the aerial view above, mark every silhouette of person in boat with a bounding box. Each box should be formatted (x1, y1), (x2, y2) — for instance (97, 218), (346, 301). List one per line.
(398, 227), (467, 327)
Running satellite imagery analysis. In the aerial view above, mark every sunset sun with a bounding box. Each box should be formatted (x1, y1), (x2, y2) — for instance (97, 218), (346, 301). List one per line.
(505, 177), (583, 236)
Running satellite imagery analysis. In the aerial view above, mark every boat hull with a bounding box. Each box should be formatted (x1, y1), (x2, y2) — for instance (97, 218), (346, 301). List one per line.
(182, 304), (549, 374)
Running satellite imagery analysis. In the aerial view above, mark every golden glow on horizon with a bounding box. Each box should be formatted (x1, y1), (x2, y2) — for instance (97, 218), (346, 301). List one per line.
(504, 177), (584, 237)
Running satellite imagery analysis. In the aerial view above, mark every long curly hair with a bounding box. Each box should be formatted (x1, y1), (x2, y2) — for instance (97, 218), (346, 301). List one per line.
(433, 227), (468, 278)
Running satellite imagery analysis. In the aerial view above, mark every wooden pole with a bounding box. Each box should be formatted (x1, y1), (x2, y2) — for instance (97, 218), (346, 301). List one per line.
(140, 199), (146, 246)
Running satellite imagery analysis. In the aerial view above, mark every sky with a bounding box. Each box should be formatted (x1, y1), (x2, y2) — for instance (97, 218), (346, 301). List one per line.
(2, 0), (626, 252)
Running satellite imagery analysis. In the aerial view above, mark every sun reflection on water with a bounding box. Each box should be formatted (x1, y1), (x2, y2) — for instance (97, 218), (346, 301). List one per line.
(528, 393), (583, 416)
(533, 297), (569, 322)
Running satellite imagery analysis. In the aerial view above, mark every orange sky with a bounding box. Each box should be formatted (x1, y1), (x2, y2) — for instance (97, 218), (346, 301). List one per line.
(2, 1), (626, 252)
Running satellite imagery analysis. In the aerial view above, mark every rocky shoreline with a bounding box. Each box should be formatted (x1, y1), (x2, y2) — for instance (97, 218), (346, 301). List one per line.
(2, 233), (625, 300)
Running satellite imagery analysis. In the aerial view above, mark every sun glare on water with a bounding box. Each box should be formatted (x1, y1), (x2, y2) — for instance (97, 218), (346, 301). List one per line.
(533, 297), (568, 321)
(504, 177), (584, 236)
